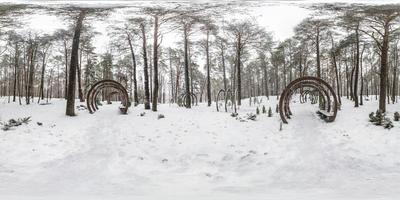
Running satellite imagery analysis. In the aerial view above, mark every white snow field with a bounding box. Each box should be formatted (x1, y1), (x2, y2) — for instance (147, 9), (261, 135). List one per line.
(1, 96), (400, 200)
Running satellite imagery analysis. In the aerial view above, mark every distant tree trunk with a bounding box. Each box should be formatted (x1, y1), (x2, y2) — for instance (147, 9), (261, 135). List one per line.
(236, 34), (242, 106)
(330, 35), (341, 105)
(354, 25), (360, 107)
(359, 43), (366, 106)
(221, 42), (227, 92)
(66, 10), (86, 116)
(315, 27), (325, 109)
(77, 47), (84, 102)
(127, 33), (138, 106)
(392, 41), (398, 104)
(38, 49), (47, 103)
(152, 16), (159, 111)
(168, 50), (175, 103)
(13, 43), (19, 102)
(183, 25), (191, 108)
(206, 29), (211, 107)
(27, 43), (37, 105)
(141, 23), (151, 110)
(64, 40), (68, 99)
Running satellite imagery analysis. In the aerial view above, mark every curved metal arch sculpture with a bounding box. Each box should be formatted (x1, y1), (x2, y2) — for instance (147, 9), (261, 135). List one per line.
(177, 92), (198, 107)
(86, 80), (131, 114)
(216, 89), (234, 112)
(300, 90), (317, 104)
(279, 76), (339, 124)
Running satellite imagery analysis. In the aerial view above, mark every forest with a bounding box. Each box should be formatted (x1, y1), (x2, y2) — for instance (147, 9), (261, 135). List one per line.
(1, 1), (400, 199)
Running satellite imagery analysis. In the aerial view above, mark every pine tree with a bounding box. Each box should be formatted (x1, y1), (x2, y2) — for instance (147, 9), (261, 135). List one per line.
(256, 107), (260, 115)
(262, 105), (266, 114)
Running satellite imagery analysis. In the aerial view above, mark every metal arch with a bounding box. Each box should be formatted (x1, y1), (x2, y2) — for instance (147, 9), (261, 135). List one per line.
(278, 76), (339, 124)
(177, 92), (198, 107)
(283, 82), (330, 121)
(300, 89), (317, 103)
(88, 82), (129, 113)
(89, 82), (128, 112)
(216, 88), (235, 112)
(284, 83), (329, 119)
(284, 81), (331, 118)
(86, 80), (131, 114)
(216, 89), (225, 112)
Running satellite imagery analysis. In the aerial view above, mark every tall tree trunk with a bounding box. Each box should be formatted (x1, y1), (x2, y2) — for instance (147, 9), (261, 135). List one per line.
(354, 25), (360, 107)
(379, 25), (390, 112)
(127, 33), (138, 106)
(221, 42), (227, 92)
(13, 43), (19, 102)
(152, 16), (159, 111)
(77, 47), (84, 102)
(184, 25), (191, 108)
(392, 41), (398, 104)
(66, 10), (86, 116)
(64, 40), (68, 99)
(236, 34), (242, 106)
(330, 35), (341, 105)
(316, 28), (323, 109)
(27, 43), (37, 105)
(141, 23), (151, 110)
(38, 50), (47, 103)
(206, 29), (211, 107)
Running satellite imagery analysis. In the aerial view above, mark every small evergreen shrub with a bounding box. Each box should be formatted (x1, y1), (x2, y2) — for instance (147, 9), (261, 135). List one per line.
(1, 117), (31, 131)
(369, 110), (394, 129)
(256, 107), (260, 115)
(394, 112), (400, 121)
(262, 105), (266, 114)
(275, 104), (279, 113)
(157, 114), (165, 119)
(268, 107), (273, 117)
(247, 113), (257, 121)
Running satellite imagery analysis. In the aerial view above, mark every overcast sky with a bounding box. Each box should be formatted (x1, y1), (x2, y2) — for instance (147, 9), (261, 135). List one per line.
(1, 0), (399, 54)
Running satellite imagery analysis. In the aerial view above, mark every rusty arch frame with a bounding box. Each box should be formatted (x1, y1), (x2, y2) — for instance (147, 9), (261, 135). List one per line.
(300, 89), (318, 104)
(86, 80), (131, 114)
(177, 92), (198, 107)
(279, 76), (339, 124)
(91, 83), (128, 111)
(216, 89), (234, 112)
(284, 81), (330, 118)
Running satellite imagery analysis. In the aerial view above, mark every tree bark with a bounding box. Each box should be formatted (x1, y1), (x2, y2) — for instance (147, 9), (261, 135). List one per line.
(206, 29), (211, 107)
(141, 23), (151, 110)
(184, 25), (191, 108)
(66, 10), (86, 116)
(152, 16), (159, 111)
(236, 34), (242, 106)
(379, 25), (390, 112)
(354, 25), (360, 107)
(127, 32), (138, 106)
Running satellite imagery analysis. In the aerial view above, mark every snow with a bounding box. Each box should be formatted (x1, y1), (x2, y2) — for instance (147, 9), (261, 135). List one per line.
(1, 96), (400, 199)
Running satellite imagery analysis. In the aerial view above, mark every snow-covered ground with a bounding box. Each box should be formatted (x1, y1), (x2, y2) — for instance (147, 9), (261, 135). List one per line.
(0, 96), (400, 200)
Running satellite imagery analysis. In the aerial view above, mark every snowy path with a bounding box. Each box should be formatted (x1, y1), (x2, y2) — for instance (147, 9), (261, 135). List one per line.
(1, 97), (400, 199)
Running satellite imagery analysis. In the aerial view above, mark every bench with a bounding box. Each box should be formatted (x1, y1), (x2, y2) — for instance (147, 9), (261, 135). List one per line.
(316, 110), (335, 122)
